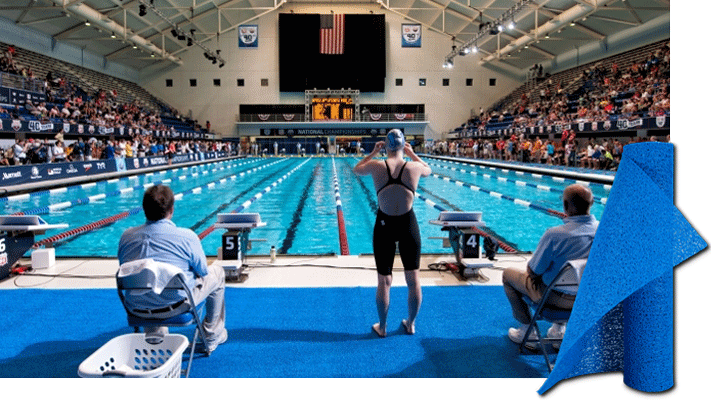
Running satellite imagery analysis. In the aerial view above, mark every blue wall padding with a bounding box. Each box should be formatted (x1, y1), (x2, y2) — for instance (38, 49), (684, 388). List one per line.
(539, 142), (707, 394)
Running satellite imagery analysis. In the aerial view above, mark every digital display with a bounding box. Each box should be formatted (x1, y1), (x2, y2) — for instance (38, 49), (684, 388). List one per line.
(311, 97), (354, 120)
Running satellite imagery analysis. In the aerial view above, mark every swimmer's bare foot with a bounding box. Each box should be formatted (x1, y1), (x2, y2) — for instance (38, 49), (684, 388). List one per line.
(401, 319), (415, 335)
(372, 323), (386, 338)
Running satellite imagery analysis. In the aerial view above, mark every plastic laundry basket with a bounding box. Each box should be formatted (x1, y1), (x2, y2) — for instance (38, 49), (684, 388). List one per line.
(78, 333), (189, 378)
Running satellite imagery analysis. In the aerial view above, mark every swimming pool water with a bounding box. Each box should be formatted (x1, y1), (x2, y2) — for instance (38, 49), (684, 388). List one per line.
(2, 156), (608, 257)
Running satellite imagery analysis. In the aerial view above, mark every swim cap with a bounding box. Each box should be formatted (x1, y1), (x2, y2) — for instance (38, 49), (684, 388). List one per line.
(385, 129), (405, 152)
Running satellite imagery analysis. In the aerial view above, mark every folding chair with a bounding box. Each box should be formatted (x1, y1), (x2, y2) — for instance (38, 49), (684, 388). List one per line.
(520, 258), (587, 372)
(116, 259), (209, 377)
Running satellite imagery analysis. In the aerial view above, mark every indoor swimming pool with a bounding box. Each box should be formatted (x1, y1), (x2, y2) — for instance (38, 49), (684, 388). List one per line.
(1, 156), (609, 257)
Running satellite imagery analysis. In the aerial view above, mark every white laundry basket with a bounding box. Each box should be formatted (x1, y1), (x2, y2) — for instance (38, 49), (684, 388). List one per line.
(78, 333), (189, 378)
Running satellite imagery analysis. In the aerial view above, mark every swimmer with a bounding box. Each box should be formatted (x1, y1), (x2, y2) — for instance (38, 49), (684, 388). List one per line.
(353, 129), (432, 337)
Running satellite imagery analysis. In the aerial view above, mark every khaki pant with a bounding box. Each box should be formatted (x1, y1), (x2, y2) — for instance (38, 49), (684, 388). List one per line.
(502, 267), (575, 325)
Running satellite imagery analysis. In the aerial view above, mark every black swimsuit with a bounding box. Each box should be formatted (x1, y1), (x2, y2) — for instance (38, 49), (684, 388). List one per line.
(372, 161), (421, 276)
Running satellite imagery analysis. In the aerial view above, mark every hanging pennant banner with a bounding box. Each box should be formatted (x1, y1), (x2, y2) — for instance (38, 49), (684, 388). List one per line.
(402, 24), (421, 47)
(239, 25), (259, 48)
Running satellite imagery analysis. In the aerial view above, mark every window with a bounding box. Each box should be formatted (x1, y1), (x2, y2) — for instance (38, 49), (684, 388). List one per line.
(213, 79), (221, 87)
(261, 79), (269, 87)
(489, 78), (497, 86)
(165, 79), (173, 87)
(419, 78), (426, 86)
(189, 79), (197, 87)
(237, 79), (245, 87)
(395, 78), (403, 86)
(466, 78), (473, 86)
(442, 78), (450, 87)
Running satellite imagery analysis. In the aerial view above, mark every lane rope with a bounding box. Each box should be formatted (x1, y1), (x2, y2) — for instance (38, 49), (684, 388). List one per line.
(426, 156), (613, 191)
(33, 159), (286, 248)
(197, 158), (312, 240)
(332, 157), (350, 256)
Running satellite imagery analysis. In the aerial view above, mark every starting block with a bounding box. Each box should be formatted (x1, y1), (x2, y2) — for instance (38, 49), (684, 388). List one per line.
(0, 215), (68, 280)
(429, 211), (494, 281)
(214, 213), (266, 282)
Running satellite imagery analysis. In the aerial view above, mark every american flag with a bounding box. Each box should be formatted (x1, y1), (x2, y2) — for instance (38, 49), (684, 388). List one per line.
(320, 14), (344, 54)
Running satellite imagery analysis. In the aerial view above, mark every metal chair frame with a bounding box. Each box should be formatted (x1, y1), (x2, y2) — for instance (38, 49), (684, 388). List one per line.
(520, 259), (586, 372)
(116, 266), (209, 377)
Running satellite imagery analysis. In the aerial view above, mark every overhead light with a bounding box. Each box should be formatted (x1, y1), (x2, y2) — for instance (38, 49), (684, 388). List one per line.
(85, 21), (91, 26)
(111, 32), (116, 39)
(497, 24), (504, 32)
(219, 62), (225, 68)
(507, 20), (515, 30)
(570, 21), (576, 26)
(132, 44), (138, 49)
(171, 29), (178, 38)
(150, 53), (155, 58)
(139, 5), (147, 17)
(187, 38), (193, 46)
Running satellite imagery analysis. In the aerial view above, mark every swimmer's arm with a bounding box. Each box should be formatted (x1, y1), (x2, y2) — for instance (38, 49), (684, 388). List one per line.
(404, 143), (432, 177)
(353, 141), (384, 175)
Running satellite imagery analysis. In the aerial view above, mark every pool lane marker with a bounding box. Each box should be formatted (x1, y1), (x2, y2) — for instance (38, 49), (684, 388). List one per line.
(413, 191), (518, 253)
(429, 172), (567, 219)
(197, 158), (312, 240)
(332, 158), (350, 255)
(32, 159), (287, 248)
(1, 157), (261, 203)
(12, 158), (279, 216)
(428, 160), (607, 204)
(430, 157), (613, 191)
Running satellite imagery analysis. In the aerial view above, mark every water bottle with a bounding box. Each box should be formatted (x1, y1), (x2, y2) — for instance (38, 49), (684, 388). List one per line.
(270, 246), (276, 263)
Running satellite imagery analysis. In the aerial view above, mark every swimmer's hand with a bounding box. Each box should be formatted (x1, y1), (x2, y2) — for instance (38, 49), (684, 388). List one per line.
(372, 141), (385, 153)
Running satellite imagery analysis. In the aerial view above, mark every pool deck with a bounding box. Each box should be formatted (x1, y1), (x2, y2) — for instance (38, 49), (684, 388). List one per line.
(0, 253), (530, 290)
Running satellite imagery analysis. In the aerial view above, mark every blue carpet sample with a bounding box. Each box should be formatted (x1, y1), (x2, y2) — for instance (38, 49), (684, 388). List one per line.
(539, 142), (707, 393)
(0, 285), (552, 378)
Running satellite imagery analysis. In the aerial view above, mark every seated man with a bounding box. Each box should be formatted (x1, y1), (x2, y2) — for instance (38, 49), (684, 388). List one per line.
(118, 185), (227, 352)
(502, 184), (598, 345)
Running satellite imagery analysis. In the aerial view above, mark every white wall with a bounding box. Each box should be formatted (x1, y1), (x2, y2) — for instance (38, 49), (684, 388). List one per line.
(139, 5), (520, 141)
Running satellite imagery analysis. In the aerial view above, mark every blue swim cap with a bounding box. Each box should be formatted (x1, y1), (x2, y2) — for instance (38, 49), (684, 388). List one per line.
(386, 129), (405, 152)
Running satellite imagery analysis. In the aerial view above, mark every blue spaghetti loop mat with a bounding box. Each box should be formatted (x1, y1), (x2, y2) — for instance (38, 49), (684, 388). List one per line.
(538, 142), (707, 394)
(0, 285), (552, 378)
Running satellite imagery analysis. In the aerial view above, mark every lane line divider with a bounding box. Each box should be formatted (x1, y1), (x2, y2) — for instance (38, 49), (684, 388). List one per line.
(413, 191), (518, 253)
(428, 160), (607, 204)
(332, 157), (349, 256)
(197, 158), (311, 240)
(11, 159), (276, 216)
(428, 172), (567, 219)
(428, 157), (613, 191)
(33, 159), (287, 248)
(1, 157), (261, 203)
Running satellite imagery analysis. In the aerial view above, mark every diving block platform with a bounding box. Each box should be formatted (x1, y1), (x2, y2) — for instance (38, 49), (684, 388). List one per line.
(214, 213), (266, 282)
(0, 215), (68, 279)
(429, 212), (494, 281)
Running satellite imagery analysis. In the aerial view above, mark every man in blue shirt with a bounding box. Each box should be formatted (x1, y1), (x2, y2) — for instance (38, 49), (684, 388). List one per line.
(118, 185), (227, 352)
(503, 184), (598, 345)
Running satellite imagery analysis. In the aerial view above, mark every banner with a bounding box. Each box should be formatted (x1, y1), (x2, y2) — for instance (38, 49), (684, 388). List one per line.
(1, 152), (227, 187)
(402, 24), (422, 47)
(238, 25), (259, 48)
(0, 117), (211, 139)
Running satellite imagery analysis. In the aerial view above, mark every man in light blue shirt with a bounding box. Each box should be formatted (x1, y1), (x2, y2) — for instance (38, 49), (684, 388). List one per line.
(118, 185), (227, 352)
(503, 184), (598, 345)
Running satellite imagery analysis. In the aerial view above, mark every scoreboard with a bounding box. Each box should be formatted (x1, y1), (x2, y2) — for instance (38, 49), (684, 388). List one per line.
(311, 97), (354, 121)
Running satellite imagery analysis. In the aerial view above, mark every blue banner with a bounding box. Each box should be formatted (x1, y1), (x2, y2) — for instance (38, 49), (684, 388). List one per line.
(0, 117), (211, 139)
(239, 25), (258, 48)
(1, 152), (227, 187)
(402, 24), (421, 48)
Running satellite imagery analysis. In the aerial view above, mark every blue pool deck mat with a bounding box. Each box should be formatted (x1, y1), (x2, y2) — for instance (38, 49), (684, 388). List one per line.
(539, 142), (707, 394)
